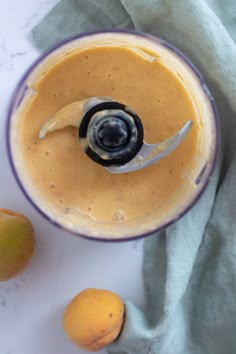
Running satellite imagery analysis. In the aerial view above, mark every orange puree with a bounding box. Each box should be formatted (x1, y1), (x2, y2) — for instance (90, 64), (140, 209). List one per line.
(20, 45), (198, 223)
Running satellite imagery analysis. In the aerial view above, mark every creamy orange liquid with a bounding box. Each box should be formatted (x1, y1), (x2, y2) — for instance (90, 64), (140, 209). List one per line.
(21, 45), (198, 223)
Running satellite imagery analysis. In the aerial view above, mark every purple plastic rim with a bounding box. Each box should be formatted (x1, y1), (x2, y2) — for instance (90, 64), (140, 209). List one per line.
(6, 29), (220, 243)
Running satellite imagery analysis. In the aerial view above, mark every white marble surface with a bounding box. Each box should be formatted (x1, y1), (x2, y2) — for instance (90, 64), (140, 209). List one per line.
(0, 1), (145, 353)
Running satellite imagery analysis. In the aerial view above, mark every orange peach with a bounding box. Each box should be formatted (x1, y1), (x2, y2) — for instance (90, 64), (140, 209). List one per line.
(63, 288), (125, 351)
(0, 208), (35, 281)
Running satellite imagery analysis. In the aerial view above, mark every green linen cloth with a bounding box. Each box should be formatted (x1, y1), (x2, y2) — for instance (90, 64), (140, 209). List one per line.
(32, 1), (236, 353)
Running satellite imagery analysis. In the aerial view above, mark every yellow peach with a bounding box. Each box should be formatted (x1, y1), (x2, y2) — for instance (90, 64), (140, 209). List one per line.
(0, 208), (35, 281)
(63, 288), (125, 351)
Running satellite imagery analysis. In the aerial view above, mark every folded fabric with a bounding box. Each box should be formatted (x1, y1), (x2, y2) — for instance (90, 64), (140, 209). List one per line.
(32, 1), (236, 353)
